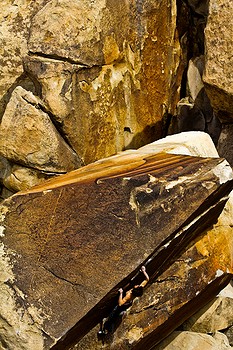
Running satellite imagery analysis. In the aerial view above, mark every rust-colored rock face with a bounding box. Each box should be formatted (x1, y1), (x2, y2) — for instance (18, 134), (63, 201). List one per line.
(0, 150), (233, 349)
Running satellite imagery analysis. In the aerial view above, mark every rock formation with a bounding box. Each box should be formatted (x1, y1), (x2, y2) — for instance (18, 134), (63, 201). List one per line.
(1, 0), (233, 196)
(1, 0), (233, 349)
(0, 132), (233, 349)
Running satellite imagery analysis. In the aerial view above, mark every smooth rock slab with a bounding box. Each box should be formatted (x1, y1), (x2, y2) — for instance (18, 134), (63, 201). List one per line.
(0, 148), (233, 349)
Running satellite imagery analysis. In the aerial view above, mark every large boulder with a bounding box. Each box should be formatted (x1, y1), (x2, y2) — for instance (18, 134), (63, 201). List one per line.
(203, 0), (233, 120)
(0, 86), (81, 173)
(0, 132), (233, 349)
(182, 296), (233, 334)
(25, 0), (181, 163)
(75, 211), (233, 349)
(0, 0), (49, 117)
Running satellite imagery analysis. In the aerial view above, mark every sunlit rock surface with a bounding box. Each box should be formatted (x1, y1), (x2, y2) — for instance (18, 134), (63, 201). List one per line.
(0, 86), (81, 173)
(0, 132), (233, 349)
(25, 0), (180, 163)
(203, 0), (233, 120)
(0, 0), (49, 117)
(153, 331), (232, 350)
(182, 296), (233, 334)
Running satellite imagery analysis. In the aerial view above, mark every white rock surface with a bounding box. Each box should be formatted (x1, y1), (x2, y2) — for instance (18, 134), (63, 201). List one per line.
(138, 131), (219, 158)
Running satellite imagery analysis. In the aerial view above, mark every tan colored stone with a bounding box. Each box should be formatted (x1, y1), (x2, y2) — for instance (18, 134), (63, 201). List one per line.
(25, 0), (181, 163)
(217, 125), (233, 167)
(23, 56), (77, 124)
(153, 331), (232, 350)
(137, 131), (219, 158)
(0, 86), (82, 172)
(3, 165), (53, 193)
(0, 0), (50, 117)
(203, 0), (233, 119)
(183, 296), (233, 334)
(187, 56), (204, 101)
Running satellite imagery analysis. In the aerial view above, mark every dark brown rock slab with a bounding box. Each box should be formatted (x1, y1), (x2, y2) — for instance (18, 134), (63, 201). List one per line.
(75, 220), (233, 350)
(0, 152), (233, 349)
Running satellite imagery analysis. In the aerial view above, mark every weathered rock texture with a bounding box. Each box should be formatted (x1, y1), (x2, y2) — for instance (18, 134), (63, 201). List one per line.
(0, 136), (233, 349)
(153, 331), (233, 350)
(203, 0), (233, 120)
(27, 0), (180, 163)
(0, 0), (50, 116)
(0, 0), (182, 167)
(183, 297), (233, 334)
(0, 86), (81, 172)
(1, 0), (233, 348)
(217, 125), (233, 168)
(74, 208), (233, 349)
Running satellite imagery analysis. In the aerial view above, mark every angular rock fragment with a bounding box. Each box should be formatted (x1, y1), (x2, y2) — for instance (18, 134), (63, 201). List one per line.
(153, 331), (232, 350)
(3, 164), (53, 193)
(0, 141), (233, 349)
(182, 297), (233, 334)
(217, 124), (233, 167)
(23, 56), (76, 124)
(0, 86), (82, 172)
(203, 0), (233, 119)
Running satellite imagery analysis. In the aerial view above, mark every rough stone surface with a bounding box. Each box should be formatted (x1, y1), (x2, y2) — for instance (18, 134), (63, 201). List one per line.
(169, 55), (221, 145)
(225, 326), (233, 347)
(203, 0), (233, 120)
(25, 0), (180, 163)
(0, 0), (184, 166)
(182, 297), (233, 333)
(75, 212), (233, 350)
(0, 86), (82, 172)
(0, 0), (50, 117)
(187, 56), (204, 102)
(3, 164), (53, 193)
(217, 125), (233, 167)
(152, 331), (233, 350)
(0, 144), (233, 349)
